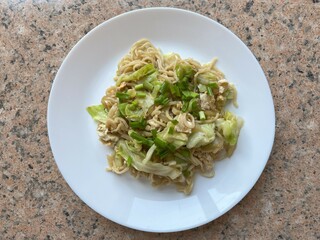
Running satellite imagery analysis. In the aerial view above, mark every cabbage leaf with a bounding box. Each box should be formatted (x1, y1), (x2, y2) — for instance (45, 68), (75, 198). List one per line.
(117, 64), (156, 86)
(116, 140), (181, 179)
(216, 111), (243, 145)
(158, 122), (188, 149)
(187, 123), (216, 148)
(86, 105), (107, 123)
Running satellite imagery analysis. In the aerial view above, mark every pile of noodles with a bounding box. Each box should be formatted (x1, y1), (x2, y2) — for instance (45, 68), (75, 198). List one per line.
(89, 39), (243, 194)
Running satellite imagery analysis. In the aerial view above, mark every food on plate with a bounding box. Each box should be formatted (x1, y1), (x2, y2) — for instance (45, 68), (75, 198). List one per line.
(87, 39), (243, 194)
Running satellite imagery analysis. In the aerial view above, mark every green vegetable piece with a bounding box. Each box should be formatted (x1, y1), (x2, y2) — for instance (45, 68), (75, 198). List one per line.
(182, 169), (190, 177)
(187, 123), (216, 148)
(154, 95), (170, 106)
(142, 144), (157, 164)
(154, 137), (167, 149)
(125, 104), (143, 121)
(151, 129), (157, 138)
(129, 131), (153, 147)
(180, 148), (190, 159)
(176, 64), (195, 82)
(158, 122), (188, 149)
(142, 71), (158, 91)
(127, 89), (136, 98)
(143, 80), (154, 91)
(169, 84), (181, 97)
(167, 143), (176, 152)
(207, 86), (213, 96)
(116, 92), (130, 101)
(188, 98), (199, 113)
(199, 111), (206, 120)
(181, 101), (189, 112)
(198, 84), (207, 93)
(175, 64), (195, 91)
(171, 119), (179, 125)
(151, 84), (161, 98)
(134, 83), (144, 90)
(129, 119), (147, 130)
(157, 149), (170, 159)
(127, 156), (133, 166)
(216, 111), (243, 146)
(182, 91), (199, 100)
(159, 81), (170, 94)
(144, 71), (158, 82)
(208, 82), (219, 89)
(86, 105), (107, 123)
(116, 140), (181, 179)
(137, 93), (154, 114)
(136, 91), (146, 98)
(196, 71), (219, 85)
(154, 136), (176, 152)
(117, 64), (156, 86)
(118, 103), (127, 116)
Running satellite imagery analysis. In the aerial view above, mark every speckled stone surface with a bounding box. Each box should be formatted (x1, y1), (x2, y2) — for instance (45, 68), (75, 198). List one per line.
(0, 0), (319, 239)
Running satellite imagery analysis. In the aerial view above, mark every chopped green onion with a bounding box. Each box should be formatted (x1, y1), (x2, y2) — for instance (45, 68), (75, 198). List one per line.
(154, 137), (175, 152)
(176, 81), (189, 91)
(129, 131), (153, 147)
(208, 82), (219, 89)
(168, 126), (174, 134)
(169, 84), (181, 97)
(199, 111), (206, 120)
(151, 129), (157, 138)
(134, 83), (144, 90)
(127, 89), (136, 98)
(127, 156), (133, 166)
(154, 137), (167, 149)
(182, 91), (199, 100)
(151, 84), (161, 98)
(157, 149), (169, 159)
(188, 98), (199, 112)
(118, 103), (127, 116)
(116, 92), (130, 100)
(143, 80), (153, 91)
(176, 64), (195, 83)
(182, 169), (190, 177)
(207, 86), (213, 96)
(128, 100), (138, 110)
(159, 81), (170, 94)
(171, 119), (179, 125)
(182, 101), (189, 112)
(154, 95), (170, 106)
(136, 91), (146, 98)
(167, 143), (176, 152)
(129, 119), (146, 130)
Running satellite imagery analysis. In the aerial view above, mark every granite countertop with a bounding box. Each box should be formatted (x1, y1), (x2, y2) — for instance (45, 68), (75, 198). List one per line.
(1, 0), (319, 239)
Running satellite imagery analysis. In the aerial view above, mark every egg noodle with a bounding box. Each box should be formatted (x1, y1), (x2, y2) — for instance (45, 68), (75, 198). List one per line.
(87, 39), (243, 194)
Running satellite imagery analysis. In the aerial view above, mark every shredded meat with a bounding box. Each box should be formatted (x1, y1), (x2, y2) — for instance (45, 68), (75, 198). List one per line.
(200, 93), (216, 110)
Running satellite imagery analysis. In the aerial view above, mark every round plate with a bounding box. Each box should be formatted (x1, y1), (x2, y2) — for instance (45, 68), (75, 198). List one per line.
(48, 8), (275, 232)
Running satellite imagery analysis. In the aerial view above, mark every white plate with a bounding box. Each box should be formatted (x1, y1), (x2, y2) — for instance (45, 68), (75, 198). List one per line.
(47, 8), (275, 232)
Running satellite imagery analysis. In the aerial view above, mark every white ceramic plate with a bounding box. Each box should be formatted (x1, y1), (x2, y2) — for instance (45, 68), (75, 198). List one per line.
(48, 8), (275, 232)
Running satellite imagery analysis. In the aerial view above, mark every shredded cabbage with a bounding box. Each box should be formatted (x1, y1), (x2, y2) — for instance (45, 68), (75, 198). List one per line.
(86, 105), (107, 123)
(187, 123), (216, 148)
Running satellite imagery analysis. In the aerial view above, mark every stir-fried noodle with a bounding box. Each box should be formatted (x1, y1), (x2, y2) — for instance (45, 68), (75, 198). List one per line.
(87, 39), (243, 194)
